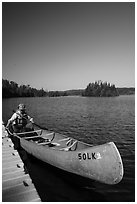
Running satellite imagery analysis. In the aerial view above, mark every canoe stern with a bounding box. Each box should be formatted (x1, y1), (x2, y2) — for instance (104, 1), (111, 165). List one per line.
(74, 142), (124, 185)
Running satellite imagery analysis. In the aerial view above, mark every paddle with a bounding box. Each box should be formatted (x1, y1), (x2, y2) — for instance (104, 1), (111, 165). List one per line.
(12, 109), (49, 131)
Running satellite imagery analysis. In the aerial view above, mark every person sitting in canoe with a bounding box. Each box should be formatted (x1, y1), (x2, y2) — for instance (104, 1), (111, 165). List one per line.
(6, 104), (34, 133)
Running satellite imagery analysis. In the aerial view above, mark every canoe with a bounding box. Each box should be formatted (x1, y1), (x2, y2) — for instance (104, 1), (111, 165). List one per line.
(6, 127), (124, 185)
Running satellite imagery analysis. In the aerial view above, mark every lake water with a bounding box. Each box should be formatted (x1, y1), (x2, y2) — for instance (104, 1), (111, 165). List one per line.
(2, 95), (135, 202)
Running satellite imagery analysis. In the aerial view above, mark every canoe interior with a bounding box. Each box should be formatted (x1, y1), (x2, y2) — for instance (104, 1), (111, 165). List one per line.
(14, 129), (92, 152)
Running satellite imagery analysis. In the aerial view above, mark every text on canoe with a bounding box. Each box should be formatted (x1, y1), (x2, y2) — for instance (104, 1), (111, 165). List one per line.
(78, 152), (101, 160)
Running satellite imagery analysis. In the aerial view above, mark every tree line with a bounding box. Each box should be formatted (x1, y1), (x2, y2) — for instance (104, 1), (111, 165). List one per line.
(117, 87), (135, 95)
(82, 80), (119, 97)
(2, 79), (68, 98)
(2, 79), (135, 98)
(2, 79), (47, 98)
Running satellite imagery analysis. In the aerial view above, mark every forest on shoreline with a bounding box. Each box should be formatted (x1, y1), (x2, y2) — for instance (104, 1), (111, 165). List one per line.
(2, 79), (135, 98)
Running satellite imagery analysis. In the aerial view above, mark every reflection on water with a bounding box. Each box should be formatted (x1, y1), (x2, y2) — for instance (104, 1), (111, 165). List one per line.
(2, 95), (135, 202)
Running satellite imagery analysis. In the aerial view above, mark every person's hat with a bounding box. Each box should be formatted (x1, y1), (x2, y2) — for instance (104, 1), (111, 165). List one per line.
(18, 104), (26, 110)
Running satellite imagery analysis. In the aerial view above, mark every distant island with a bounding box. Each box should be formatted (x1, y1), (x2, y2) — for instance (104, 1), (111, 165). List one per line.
(82, 81), (119, 97)
(2, 79), (135, 98)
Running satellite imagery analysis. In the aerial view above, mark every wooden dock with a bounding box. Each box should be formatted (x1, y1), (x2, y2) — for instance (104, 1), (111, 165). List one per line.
(2, 125), (41, 202)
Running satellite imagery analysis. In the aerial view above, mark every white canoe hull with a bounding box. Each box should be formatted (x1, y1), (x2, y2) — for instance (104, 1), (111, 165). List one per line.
(19, 133), (123, 185)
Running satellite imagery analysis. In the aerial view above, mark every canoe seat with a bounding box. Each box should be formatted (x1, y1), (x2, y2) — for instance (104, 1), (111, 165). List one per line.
(60, 140), (78, 151)
(37, 141), (51, 145)
(17, 130), (43, 137)
(36, 133), (56, 146)
(58, 137), (70, 142)
(24, 135), (43, 140)
(51, 143), (60, 146)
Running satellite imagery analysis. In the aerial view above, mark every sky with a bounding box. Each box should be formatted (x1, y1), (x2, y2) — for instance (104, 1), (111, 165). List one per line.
(2, 2), (135, 91)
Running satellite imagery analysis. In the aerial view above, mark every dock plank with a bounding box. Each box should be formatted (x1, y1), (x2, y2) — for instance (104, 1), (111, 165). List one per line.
(2, 126), (41, 202)
(3, 169), (26, 181)
(3, 188), (40, 202)
(2, 182), (36, 197)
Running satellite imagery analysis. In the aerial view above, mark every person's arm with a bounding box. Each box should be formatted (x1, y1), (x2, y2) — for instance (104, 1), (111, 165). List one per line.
(6, 120), (11, 128)
(6, 113), (17, 128)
